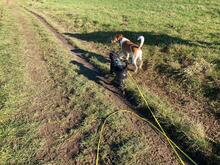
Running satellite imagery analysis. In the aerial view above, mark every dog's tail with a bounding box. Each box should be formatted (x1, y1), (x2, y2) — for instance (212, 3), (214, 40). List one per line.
(137, 36), (145, 49)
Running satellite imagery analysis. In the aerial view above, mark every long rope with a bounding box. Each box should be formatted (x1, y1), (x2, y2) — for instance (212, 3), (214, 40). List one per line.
(128, 72), (185, 165)
(95, 110), (197, 165)
(19, 7), (197, 164)
(95, 72), (198, 165)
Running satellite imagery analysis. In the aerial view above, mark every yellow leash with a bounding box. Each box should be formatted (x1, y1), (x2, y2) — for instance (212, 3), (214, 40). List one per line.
(95, 72), (197, 165)
(128, 72), (185, 165)
(95, 110), (197, 165)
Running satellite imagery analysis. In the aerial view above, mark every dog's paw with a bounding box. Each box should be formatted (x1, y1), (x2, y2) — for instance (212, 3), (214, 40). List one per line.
(134, 69), (138, 73)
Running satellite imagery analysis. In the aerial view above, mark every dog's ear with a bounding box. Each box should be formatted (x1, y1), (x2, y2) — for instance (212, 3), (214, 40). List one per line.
(111, 36), (117, 43)
(109, 51), (115, 58)
(116, 34), (123, 39)
(112, 34), (123, 43)
(110, 51), (116, 55)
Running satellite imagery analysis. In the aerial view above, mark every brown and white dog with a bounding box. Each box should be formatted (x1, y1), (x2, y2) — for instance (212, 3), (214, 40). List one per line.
(111, 34), (145, 73)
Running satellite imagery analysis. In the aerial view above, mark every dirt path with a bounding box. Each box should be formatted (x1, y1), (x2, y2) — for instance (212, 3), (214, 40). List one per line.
(21, 7), (181, 164)
(8, 5), (184, 165)
(22, 7), (132, 111)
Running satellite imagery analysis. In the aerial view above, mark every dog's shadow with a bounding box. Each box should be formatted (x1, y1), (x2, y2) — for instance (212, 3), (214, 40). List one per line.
(70, 60), (97, 81)
(71, 48), (109, 64)
(64, 31), (220, 48)
(70, 60), (121, 95)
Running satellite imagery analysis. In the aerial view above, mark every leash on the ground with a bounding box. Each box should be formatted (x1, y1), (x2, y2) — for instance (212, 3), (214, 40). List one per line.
(95, 72), (197, 165)
(128, 72), (185, 165)
(20, 8), (197, 164)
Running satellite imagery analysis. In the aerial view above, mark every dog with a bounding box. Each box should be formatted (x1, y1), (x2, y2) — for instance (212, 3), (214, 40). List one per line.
(109, 51), (128, 91)
(111, 34), (144, 73)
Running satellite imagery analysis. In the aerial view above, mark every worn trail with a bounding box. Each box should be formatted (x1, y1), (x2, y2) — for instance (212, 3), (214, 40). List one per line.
(19, 6), (181, 165)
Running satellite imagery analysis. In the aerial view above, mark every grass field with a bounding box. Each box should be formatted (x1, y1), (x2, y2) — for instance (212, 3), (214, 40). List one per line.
(0, 1), (179, 164)
(0, 0), (220, 164)
(23, 0), (220, 110)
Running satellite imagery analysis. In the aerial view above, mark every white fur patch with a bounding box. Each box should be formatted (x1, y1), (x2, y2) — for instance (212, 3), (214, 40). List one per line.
(137, 36), (145, 48)
(120, 37), (129, 47)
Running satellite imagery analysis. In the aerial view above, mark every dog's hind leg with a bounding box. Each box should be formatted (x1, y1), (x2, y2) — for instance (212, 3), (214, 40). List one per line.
(131, 53), (138, 73)
(134, 61), (138, 73)
(139, 60), (143, 70)
(133, 55), (139, 73)
(138, 52), (143, 69)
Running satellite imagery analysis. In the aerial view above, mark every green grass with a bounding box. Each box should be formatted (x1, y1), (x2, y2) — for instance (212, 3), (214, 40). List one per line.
(22, 0), (220, 109)
(0, 3), (163, 164)
(66, 35), (212, 153)
(1, 0), (219, 164)
(20, 0), (220, 163)
(0, 4), (39, 163)
(29, 11), (152, 164)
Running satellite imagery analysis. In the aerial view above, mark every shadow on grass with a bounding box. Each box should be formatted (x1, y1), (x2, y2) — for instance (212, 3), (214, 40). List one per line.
(126, 86), (218, 164)
(70, 60), (98, 81)
(64, 31), (220, 48)
(72, 48), (109, 65)
(70, 60), (120, 96)
(124, 86), (220, 165)
(67, 33), (219, 165)
(212, 141), (220, 157)
(213, 58), (220, 71)
(69, 45), (123, 96)
(203, 84), (220, 101)
(164, 122), (220, 165)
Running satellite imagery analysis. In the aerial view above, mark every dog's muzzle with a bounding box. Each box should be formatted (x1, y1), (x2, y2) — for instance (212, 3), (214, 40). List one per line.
(111, 39), (117, 43)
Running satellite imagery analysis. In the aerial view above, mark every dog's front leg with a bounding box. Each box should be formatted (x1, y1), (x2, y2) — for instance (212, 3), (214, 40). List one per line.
(118, 50), (125, 59)
(126, 53), (130, 61)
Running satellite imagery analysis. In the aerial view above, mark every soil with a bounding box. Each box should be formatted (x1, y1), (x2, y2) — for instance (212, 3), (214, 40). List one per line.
(138, 68), (220, 142)
(21, 8), (180, 164)
(7, 2), (207, 164)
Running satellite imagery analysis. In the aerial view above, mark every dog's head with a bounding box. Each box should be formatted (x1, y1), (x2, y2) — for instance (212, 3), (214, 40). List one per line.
(109, 51), (119, 61)
(111, 34), (123, 44)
